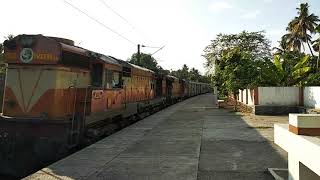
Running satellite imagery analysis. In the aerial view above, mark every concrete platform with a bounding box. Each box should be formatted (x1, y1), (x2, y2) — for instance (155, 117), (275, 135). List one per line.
(24, 94), (288, 180)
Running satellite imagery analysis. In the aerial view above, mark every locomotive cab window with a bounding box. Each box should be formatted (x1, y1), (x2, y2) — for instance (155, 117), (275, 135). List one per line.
(112, 71), (121, 88)
(91, 63), (103, 87)
(105, 70), (113, 89)
(104, 70), (122, 89)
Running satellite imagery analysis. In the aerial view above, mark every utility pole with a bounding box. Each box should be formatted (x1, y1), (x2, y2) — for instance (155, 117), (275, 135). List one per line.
(136, 44), (164, 65)
(137, 44), (141, 65)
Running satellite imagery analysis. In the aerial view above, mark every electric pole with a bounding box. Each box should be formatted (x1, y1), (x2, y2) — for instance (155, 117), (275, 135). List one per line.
(137, 44), (141, 65)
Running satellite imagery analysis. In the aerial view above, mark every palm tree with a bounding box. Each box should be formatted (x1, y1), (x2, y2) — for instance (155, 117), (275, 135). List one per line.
(287, 3), (319, 56)
(0, 43), (3, 54)
(280, 33), (303, 52)
(0, 44), (3, 62)
(312, 25), (320, 69)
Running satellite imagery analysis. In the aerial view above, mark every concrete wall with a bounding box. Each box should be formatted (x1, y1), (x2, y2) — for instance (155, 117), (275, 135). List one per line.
(247, 89), (254, 106)
(304, 87), (320, 109)
(243, 89), (247, 104)
(258, 87), (300, 106)
(237, 89), (254, 106)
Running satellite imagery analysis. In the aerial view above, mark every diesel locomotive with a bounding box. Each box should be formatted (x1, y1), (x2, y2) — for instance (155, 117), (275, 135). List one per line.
(0, 34), (211, 177)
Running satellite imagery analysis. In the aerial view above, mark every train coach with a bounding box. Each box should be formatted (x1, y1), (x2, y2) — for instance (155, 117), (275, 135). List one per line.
(0, 34), (210, 177)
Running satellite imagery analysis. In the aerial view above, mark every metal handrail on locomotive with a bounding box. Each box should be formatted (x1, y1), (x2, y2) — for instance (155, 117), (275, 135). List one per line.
(0, 34), (211, 177)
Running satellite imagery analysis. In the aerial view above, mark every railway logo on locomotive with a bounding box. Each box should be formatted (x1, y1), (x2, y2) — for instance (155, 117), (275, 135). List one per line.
(20, 48), (33, 63)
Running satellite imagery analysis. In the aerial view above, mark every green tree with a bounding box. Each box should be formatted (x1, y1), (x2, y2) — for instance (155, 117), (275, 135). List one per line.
(203, 31), (271, 97)
(203, 31), (271, 73)
(0, 44), (3, 62)
(180, 64), (189, 80)
(198, 75), (211, 84)
(280, 32), (303, 52)
(272, 53), (312, 86)
(218, 48), (258, 110)
(128, 53), (161, 72)
(273, 36), (291, 55)
(0, 35), (15, 62)
(287, 3), (319, 56)
(189, 68), (201, 81)
(312, 25), (320, 69)
(303, 73), (320, 86)
(171, 64), (190, 80)
(170, 64), (209, 83)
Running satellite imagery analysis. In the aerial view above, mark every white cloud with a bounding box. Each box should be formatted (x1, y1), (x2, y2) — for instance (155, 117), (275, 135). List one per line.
(209, 1), (233, 12)
(241, 10), (261, 19)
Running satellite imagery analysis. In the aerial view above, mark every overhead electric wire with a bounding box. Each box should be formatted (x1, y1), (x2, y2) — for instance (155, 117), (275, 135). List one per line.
(151, 45), (165, 55)
(98, 0), (152, 43)
(63, 0), (136, 45)
(99, 0), (136, 30)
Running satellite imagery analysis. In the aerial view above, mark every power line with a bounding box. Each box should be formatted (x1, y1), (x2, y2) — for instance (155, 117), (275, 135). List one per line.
(63, 0), (136, 45)
(98, 0), (152, 42)
(152, 45), (165, 55)
(99, 0), (136, 30)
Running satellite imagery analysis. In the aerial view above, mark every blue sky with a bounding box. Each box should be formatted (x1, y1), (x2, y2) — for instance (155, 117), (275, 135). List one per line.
(1, 0), (319, 73)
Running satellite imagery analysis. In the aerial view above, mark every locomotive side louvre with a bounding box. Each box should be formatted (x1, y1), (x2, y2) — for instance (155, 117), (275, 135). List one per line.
(171, 76), (181, 99)
(154, 74), (164, 98)
(128, 63), (155, 103)
(165, 75), (175, 98)
(162, 78), (167, 97)
(179, 79), (187, 99)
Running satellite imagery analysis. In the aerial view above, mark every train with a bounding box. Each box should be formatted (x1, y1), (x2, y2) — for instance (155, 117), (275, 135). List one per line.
(0, 34), (211, 177)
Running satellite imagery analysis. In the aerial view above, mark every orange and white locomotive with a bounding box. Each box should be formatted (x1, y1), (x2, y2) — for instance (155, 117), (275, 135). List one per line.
(0, 34), (210, 177)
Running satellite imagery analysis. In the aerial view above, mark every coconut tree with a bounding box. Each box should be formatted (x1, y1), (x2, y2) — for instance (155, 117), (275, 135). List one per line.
(312, 25), (320, 69)
(280, 33), (303, 52)
(0, 43), (3, 62)
(287, 3), (319, 56)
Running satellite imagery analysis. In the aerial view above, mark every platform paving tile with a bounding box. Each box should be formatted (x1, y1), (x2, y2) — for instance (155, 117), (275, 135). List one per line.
(203, 116), (250, 127)
(143, 132), (202, 141)
(118, 139), (201, 158)
(197, 170), (275, 180)
(203, 128), (273, 142)
(75, 143), (127, 157)
(87, 157), (198, 180)
(199, 140), (287, 172)
(24, 153), (115, 180)
(148, 125), (202, 134)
